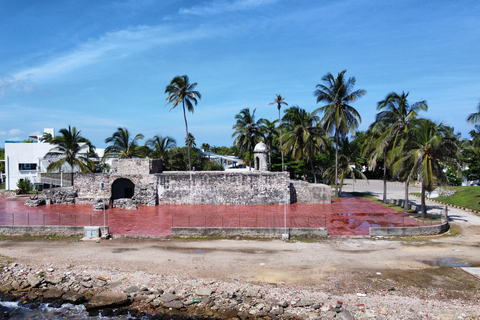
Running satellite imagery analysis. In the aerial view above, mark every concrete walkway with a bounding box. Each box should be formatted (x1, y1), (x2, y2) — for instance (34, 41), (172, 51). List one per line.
(341, 178), (480, 226)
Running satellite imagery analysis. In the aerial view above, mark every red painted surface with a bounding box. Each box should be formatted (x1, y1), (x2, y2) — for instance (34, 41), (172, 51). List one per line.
(0, 196), (433, 236)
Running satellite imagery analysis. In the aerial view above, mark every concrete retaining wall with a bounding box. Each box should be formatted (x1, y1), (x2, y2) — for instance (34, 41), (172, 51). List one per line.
(0, 226), (86, 237)
(171, 227), (328, 239)
(369, 221), (450, 237)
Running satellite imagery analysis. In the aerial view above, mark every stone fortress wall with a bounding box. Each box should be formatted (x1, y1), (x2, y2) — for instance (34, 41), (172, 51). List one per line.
(72, 159), (331, 205)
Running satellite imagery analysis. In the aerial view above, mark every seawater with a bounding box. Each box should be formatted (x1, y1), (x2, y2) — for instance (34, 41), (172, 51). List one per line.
(0, 299), (134, 319)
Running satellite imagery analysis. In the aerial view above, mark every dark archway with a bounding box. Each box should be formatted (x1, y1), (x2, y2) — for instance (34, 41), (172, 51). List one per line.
(111, 178), (135, 200)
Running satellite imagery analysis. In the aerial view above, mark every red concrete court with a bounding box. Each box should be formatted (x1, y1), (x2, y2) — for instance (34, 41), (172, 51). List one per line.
(0, 195), (437, 236)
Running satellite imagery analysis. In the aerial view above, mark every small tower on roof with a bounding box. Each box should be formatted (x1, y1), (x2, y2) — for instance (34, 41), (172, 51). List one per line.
(253, 142), (268, 171)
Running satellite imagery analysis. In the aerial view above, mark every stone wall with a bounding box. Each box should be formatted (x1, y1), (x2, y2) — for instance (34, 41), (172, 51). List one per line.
(0, 226), (86, 237)
(290, 180), (331, 203)
(157, 171), (290, 205)
(73, 170), (331, 205)
(111, 158), (162, 175)
(74, 174), (157, 205)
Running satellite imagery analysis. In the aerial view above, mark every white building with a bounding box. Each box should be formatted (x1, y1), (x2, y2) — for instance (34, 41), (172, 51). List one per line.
(4, 128), (107, 191)
(4, 129), (55, 190)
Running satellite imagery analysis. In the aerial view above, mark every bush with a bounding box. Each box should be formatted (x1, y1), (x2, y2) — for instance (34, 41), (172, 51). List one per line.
(16, 178), (34, 194)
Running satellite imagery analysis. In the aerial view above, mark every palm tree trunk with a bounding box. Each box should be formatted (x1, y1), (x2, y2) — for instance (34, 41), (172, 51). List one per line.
(404, 178), (410, 210)
(309, 156), (317, 183)
(182, 102), (191, 171)
(421, 183), (427, 218)
(334, 128), (339, 197)
(382, 149), (387, 203)
(278, 107), (284, 172)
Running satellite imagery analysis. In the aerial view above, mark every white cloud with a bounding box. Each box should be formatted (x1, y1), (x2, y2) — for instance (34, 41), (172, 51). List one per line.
(0, 76), (35, 96)
(8, 129), (22, 136)
(9, 23), (225, 85)
(179, 0), (278, 16)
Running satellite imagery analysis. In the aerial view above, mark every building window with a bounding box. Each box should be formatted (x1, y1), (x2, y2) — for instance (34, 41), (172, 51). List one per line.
(19, 163), (37, 171)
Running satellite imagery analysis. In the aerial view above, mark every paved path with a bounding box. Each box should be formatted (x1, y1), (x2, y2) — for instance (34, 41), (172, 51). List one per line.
(341, 179), (480, 226)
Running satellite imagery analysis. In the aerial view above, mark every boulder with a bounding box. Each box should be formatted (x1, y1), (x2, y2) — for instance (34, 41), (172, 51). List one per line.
(25, 199), (46, 207)
(93, 198), (107, 211)
(84, 291), (130, 310)
(63, 291), (86, 304)
(113, 198), (137, 210)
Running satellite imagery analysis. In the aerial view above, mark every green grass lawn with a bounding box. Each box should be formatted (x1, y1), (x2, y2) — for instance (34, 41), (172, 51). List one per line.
(429, 186), (480, 212)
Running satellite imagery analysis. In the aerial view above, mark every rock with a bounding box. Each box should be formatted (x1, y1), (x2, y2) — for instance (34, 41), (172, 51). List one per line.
(27, 274), (42, 288)
(11, 281), (20, 290)
(93, 198), (108, 211)
(43, 288), (64, 299)
(292, 298), (315, 307)
(113, 198), (137, 210)
(45, 276), (63, 285)
(159, 293), (179, 303)
(63, 291), (85, 304)
(42, 188), (77, 204)
(195, 287), (213, 296)
(0, 284), (13, 293)
(84, 292), (130, 310)
(126, 285), (140, 293)
(25, 199), (46, 207)
(337, 309), (355, 320)
(271, 305), (284, 315)
(163, 300), (184, 309)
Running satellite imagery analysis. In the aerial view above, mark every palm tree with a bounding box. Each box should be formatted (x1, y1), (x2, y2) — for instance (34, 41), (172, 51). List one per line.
(281, 106), (329, 183)
(104, 127), (144, 158)
(393, 119), (459, 217)
(269, 94), (288, 171)
(232, 108), (263, 170)
(185, 133), (196, 149)
(165, 75), (201, 171)
(146, 135), (176, 170)
(324, 137), (367, 195)
(314, 70), (366, 197)
(46, 126), (96, 186)
(466, 99), (480, 124)
(370, 92), (428, 206)
(259, 119), (278, 170)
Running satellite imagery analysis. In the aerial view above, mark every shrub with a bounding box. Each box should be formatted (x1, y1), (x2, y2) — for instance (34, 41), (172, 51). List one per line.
(17, 178), (34, 194)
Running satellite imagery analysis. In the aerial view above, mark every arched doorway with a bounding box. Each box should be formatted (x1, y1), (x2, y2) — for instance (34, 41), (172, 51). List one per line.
(111, 178), (135, 200)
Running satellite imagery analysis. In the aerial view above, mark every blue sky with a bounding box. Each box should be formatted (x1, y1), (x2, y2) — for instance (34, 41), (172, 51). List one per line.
(1, 0), (479, 149)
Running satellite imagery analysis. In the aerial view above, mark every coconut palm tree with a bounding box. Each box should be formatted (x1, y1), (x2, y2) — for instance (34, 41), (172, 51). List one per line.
(394, 119), (459, 217)
(324, 137), (367, 195)
(259, 119), (278, 170)
(314, 70), (366, 197)
(466, 99), (480, 124)
(368, 92), (428, 205)
(146, 135), (176, 170)
(46, 126), (96, 186)
(165, 75), (201, 171)
(185, 133), (196, 149)
(232, 108), (263, 170)
(281, 106), (329, 183)
(269, 94), (288, 170)
(104, 127), (144, 158)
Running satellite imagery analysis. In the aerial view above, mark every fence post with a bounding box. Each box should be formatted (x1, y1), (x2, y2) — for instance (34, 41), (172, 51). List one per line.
(74, 213), (76, 226)
(90, 213), (92, 226)
(28, 212), (30, 226)
(58, 212), (61, 226)
(308, 214), (310, 228)
(238, 213), (240, 228)
(188, 215), (190, 227)
(204, 213), (206, 228)
(12, 212), (14, 226)
(256, 212), (258, 228)
(43, 213), (45, 226)
(222, 214), (224, 228)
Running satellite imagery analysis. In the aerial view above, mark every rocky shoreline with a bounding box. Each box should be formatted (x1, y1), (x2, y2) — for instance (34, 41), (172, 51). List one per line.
(1, 261), (480, 319)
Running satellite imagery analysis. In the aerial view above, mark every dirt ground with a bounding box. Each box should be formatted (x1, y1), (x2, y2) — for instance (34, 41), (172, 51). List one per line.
(1, 225), (480, 302)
